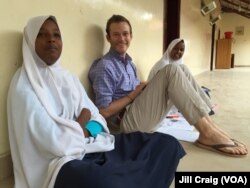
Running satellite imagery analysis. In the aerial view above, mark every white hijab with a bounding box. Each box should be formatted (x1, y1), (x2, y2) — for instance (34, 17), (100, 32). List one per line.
(8, 16), (114, 188)
(148, 38), (185, 80)
(23, 16), (77, 123)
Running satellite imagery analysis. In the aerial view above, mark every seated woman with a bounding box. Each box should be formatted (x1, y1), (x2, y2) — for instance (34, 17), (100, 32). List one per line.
(148, 38), (185, 80)
(147, 39), (217, 138)
(148, 38), (215, 114)
(7, 15), (185, 188)
(147, 38), (246, 154)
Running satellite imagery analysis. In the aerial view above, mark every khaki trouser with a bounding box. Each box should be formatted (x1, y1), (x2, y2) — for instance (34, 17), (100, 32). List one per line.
(121, 63), (211, 133)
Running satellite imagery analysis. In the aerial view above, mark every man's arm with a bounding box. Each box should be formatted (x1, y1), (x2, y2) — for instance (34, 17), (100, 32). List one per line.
(100, 82), (148, 118)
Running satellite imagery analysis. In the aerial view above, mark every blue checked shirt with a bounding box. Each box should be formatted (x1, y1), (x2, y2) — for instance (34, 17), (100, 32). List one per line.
(89, 48), (140, 109)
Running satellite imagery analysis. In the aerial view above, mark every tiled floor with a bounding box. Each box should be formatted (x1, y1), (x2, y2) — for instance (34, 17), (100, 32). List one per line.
(1, 67), (250, 188)
(170, 67), (250, 187)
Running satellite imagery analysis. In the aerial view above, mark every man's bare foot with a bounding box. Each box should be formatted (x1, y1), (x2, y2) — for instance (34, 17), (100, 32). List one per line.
(204, 116), (247, 150)
(195, 140), (247, 157)
(195, 117), (248, 156)
(197, 129), (247, 156)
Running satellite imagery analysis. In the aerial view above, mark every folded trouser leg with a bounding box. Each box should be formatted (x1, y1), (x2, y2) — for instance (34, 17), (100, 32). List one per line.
(160, 63), (212, 117)
(121, 63), (210, 133)
(179, 64), (213, 109)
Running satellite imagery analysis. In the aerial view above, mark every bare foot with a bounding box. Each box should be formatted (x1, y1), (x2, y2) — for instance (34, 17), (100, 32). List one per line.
(195, 117), (248, 156)
(195, 141), (247, 157)
(197, 129), (247, 156)
(205, 116), (247, 150)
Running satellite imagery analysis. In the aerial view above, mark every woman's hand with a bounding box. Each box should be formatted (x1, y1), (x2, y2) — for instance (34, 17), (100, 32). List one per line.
(76, 108), (91, 137)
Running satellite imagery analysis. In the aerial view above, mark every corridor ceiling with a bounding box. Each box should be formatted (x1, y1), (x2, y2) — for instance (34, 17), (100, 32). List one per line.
(219, 0), (250, 18)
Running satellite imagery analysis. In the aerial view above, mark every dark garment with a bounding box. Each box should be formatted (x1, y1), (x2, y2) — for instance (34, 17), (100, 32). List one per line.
(54, 132), (185, 188)
(201, 86), (211, 98)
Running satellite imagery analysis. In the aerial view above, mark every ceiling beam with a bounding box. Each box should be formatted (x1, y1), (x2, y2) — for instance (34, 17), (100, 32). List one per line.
(220, 0), (250, 18)
(221, 7), (250, 18)
(221, 0), (250, 10)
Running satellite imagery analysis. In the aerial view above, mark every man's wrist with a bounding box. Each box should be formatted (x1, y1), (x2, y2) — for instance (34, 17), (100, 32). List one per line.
(127, 95), (133, 102)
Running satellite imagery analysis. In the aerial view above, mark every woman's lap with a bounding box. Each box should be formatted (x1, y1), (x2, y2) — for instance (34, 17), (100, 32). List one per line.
(54, 132), (185, 188)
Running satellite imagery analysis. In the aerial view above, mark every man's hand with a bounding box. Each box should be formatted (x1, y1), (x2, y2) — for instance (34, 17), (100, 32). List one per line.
(99, 82), (148, 119)
(129, 81), (148, 99)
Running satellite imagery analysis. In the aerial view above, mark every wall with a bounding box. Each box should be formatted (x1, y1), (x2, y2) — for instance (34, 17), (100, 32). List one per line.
(0, 0), (163, 179)
(3, 0), (244, 180)
(220, 12), (250, 67)
(0, 0), (223, 179)
(180, 0), (219, 75)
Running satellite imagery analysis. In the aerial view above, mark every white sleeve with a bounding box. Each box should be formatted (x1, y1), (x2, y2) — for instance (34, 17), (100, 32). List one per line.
(73, 76), (110, 133)
(8, 72), (86, 158)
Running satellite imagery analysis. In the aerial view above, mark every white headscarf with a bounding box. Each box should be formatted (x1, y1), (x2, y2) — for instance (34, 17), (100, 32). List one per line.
(23, 16), (79, 123)
(148, 38), (185, 80)
(8, 15), (114, 188)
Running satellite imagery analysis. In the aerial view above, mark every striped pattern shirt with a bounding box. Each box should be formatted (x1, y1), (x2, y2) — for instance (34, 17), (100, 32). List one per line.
(88, 48), (140, 108)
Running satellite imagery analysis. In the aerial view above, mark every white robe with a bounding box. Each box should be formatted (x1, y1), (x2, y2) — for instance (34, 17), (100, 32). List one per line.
(147, 38), (184, 81)
(7, 15), (114, 188)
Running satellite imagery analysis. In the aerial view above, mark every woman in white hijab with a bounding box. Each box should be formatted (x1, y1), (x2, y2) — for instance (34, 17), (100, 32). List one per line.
(7, 16), (185, 188)
(148, 38), (184, 80)
(148, 38), (216, 115)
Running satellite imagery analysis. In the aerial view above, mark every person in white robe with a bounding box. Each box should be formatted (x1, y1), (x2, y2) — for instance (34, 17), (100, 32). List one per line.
(148, 38), (215, 116)
(148, 38), (185, 80)
(7, 16), (186, 188)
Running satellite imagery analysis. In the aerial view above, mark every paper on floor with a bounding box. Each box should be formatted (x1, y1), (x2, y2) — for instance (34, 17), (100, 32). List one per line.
(156, 110), (199, 143)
